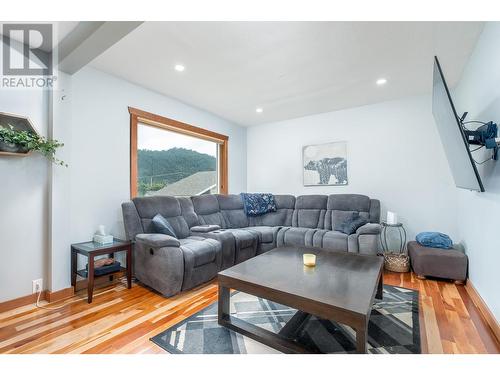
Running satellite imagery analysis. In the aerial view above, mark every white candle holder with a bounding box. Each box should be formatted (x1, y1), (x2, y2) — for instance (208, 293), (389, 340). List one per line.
(303, 253), (316, 267)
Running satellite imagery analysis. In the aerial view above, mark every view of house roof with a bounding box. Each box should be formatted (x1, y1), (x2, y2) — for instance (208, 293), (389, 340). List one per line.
(149, 171), (217, 197)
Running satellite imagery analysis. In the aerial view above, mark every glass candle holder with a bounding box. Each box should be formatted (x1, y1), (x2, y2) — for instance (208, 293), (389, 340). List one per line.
(303, 253), (316, 267)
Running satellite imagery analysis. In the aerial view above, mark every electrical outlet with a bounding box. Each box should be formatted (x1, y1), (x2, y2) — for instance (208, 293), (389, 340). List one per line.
(32, 279), (43, 294)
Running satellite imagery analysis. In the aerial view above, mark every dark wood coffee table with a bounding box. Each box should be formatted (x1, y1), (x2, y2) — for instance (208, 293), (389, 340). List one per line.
(217, 246), (384, 353)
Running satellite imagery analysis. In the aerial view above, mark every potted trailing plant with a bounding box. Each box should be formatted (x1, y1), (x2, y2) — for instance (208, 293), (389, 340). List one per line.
(0, 124), (67, 166)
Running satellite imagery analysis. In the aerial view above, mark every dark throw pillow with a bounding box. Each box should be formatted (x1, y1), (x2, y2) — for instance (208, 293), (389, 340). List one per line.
(152, 213), (177, 238)
(334, 212), (368, 235)
(342, 217), (369, 235)
(333, 211), (358, 233)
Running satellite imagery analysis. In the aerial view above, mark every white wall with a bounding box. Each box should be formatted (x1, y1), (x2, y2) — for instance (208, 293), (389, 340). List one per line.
(453, 23), (500, 321)
(47, 67), (247, 291)
(247, 96), (459, 242)
(48, 71), (73, 292)
(0, 42), (50, 302)
(1, 62), (247, 300)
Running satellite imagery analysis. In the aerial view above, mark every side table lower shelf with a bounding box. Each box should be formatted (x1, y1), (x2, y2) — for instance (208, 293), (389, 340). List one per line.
(71, 239), (132, 303)
(76, 267), (127, 279)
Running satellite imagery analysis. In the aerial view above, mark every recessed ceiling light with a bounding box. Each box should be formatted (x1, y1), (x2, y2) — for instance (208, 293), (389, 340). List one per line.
(174, 64), (185, 72)
(376, 78), (387, 86)
(256, 107), (263, 113)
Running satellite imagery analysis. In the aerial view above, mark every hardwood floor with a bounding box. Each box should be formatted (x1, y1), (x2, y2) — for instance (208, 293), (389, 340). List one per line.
(0, 272), (498, 354)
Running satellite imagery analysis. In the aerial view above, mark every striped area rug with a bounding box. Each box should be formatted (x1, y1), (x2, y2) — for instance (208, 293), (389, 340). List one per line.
(151, 285), (420, 354)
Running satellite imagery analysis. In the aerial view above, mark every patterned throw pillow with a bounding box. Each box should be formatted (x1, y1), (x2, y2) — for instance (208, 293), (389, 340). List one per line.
(152, 213), (177, 238)
(240, 193), (277, 216)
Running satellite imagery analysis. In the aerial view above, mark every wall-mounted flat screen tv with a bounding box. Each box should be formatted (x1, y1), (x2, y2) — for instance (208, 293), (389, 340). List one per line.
(432, 56), (484, 192)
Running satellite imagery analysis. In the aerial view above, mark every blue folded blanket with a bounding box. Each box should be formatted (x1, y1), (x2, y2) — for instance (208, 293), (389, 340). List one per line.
(240, 193), (277, 216)
(416, 232), (453, 249)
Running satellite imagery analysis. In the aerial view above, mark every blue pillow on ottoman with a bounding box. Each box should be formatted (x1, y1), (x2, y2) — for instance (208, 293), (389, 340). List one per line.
(416, 232), (452, 249)
(152, 214), (177, 238)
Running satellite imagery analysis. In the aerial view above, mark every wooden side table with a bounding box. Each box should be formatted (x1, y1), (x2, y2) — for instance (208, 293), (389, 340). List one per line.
(71, 239), (132, 303)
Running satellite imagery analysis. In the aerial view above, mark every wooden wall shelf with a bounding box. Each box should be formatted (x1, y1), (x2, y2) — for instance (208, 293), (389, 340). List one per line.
(0, 111), (39, 158)
(0, 151), (31, 157)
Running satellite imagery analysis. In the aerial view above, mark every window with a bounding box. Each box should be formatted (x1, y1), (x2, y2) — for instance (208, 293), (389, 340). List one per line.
(129, 107), (228, 198)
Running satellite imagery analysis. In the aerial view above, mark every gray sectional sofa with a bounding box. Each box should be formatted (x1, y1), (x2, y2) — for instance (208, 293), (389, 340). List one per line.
(122, 193), (381, 297)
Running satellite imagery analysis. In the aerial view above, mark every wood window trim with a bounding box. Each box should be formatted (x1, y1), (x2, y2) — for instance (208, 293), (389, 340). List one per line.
(129, 106), (228, 198)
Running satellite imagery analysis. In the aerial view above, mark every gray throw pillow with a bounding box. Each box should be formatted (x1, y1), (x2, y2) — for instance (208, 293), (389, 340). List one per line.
(333, 211), (359, 233)
(152, 214), (177, 238)
(342, 217), (369, 235)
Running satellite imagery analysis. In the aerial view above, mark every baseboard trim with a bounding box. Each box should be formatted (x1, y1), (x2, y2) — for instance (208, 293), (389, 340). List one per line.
(46, 287), (74, 303)
(0, 276), (124, 312)
(0, 291), (46, 313)
(465, 280), (500, 344)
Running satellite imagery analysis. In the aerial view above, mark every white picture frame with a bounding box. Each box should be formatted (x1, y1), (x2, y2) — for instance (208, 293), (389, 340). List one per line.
(303, 141), (348, 186)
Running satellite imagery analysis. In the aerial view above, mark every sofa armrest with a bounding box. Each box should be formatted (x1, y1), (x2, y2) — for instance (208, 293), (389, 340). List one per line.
(190, 225), (221, 233)
(356, 223), (382, 235)
(135, 233), (180, 248)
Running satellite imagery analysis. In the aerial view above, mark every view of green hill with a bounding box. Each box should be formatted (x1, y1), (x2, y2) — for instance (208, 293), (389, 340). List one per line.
(138, 148), (216, 188)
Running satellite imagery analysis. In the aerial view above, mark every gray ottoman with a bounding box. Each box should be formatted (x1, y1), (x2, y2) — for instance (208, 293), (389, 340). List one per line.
(408, 241), (468, 284)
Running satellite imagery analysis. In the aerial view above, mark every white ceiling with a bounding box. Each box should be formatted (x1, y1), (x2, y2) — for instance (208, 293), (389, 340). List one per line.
(89, 22), (484, 126)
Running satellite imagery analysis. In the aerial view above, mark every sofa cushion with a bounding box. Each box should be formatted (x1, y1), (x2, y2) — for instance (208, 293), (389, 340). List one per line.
(152, 214), (177, 238)
(216, 194), (249, 228)
(191, 194), (220, 214)
(368, 199), (381, 223)
(122, 201), (144, 241)
(190, 224), (221, 233)
(133, 196), (191, 238)
(191, 195), (227, 228)
(356, 223), (382, 235)
(224, 229), (258, 248)
(295, 195), (328, 209)
(177, 197), (200, 228)
(277, 227), (327, 247)
(133, 196), (182, 218)
(249, 195), (295, 227)
(136, 233), (180, 248)
(278, 227), (309, 247)
(327, 194), (371, 212)
(322, 231), (349, 251)
(223, 210), (249, 228)
(242, 226), (279, 243)
(192, 230), (236, 270)
(293, 209), (325, 229)
(292, 195), (327, 229)
(180, 237), (218, 267)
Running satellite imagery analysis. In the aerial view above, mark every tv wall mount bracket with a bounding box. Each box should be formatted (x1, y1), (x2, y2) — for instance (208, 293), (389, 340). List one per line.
(460, 112), (500, 162)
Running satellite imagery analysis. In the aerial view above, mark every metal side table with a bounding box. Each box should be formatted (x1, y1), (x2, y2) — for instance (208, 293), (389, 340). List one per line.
(381, 222), (409, 272)
(381, 222), (407, 253)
